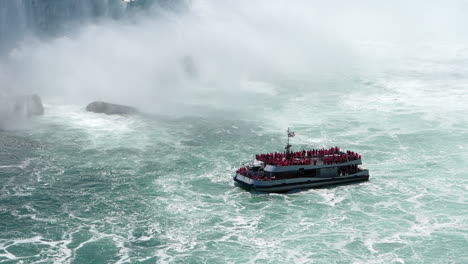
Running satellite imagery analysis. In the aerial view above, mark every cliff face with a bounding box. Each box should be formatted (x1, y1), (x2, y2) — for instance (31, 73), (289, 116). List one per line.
(0, 94), (44, 119)
(0, 0), (184, 51)
(0, 0), (127, 51)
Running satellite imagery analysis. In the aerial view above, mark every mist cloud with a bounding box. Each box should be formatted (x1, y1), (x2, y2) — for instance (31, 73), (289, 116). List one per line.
(1, 0), (467, 116)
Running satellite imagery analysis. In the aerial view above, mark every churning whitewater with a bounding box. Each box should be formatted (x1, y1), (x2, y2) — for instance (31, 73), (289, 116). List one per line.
(1, 0), (468, 263)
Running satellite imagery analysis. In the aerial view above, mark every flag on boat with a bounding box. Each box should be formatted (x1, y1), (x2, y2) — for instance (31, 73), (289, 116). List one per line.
(288, 131), (295, 137)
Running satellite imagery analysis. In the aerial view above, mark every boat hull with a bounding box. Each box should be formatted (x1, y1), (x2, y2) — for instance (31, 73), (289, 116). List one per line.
(234, 170), (369, 193)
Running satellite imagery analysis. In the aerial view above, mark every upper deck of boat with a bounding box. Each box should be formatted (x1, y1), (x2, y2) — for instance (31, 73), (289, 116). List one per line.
(254, 147), (361, 167)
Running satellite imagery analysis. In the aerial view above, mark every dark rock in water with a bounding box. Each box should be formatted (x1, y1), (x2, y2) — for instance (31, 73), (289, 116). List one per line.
(26, 95), (45, 116)
(182, 55), (198, 78)
(0, 94), (44, 117)
(86, 101), (138, 115)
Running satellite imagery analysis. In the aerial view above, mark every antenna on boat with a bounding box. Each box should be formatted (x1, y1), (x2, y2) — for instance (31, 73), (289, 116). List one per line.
(285, 127), (292, 156)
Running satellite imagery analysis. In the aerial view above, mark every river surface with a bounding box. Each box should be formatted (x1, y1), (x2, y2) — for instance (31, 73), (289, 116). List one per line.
(1, 49), (467, 263)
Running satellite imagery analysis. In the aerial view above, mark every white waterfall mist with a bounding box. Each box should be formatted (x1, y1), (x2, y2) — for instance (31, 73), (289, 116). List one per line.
(1, 0), (467, 116)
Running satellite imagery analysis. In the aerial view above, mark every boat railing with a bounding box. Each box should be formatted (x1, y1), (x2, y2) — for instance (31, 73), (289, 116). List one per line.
(254, 147), (362, 166)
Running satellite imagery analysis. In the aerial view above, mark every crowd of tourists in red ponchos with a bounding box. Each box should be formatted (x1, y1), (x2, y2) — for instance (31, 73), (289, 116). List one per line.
(254, 147), (361, 166)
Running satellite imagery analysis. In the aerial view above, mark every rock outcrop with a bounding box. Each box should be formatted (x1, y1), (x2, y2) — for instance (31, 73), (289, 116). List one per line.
(0, 94), (44, 117)
(181, 55), (198, 78)
(25, 94), (45, 116)
(85, 101), (138, 115)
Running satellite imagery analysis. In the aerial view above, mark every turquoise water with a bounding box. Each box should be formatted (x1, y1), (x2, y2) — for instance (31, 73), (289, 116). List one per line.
(1, 54), (468, 263)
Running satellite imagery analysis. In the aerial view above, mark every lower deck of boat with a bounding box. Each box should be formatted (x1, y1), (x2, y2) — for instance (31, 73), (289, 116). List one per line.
(234, 169), (369, 193)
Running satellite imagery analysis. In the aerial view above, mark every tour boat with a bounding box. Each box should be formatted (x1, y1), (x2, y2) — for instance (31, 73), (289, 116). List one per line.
(233, 129), (370, 192)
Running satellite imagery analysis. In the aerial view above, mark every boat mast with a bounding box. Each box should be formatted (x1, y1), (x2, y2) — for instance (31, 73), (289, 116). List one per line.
(285, 127), (292, 156)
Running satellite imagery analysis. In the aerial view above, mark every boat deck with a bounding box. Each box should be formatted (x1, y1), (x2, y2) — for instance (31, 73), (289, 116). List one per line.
(236, 148), (363, 181)
(254, 148), (361, 167)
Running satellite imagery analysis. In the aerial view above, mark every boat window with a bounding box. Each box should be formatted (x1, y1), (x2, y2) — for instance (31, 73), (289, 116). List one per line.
(307, 169), (317, 177)
(251, 166), (261, 172)
(298, 168), (305, 176)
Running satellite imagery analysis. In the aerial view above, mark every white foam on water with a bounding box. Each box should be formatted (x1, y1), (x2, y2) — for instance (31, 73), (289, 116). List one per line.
(113, 237), (131, 264)
(0, 235), (70, 262)
(0, 247), (17, 260)
(239, 80), (278, 96)
(314, 189), (346, 207)
(1, 186), (33, 198)
(0, 157), (34, 169)
(73, 107), (132, 130)
(8, 204), (57, 224)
